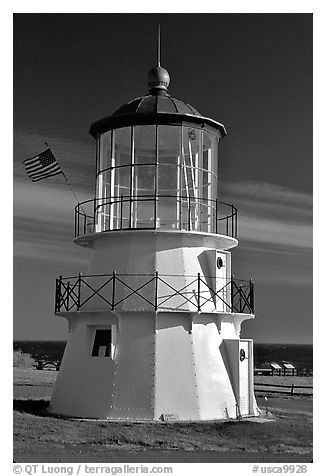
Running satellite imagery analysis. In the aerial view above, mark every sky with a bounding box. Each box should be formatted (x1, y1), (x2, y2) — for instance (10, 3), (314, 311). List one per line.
(13, 13), (312, 343)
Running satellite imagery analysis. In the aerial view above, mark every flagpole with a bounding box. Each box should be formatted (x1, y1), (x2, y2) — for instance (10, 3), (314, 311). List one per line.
(61, 170), (85, 212)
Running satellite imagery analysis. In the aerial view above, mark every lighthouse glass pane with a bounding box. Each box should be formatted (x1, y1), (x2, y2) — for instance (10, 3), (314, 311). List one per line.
(157, 126), (181, 165)
(99, 130), (111, 173)
(113, 128), (131, 167)
(134, 198), (155, 229)
(133, 165), (155, 228)
(158, 165), (178, 193)
(203, 130), (218, 177)
(201, 130), (218, 232)
(134, 126), (156, 164)
(156, 126), (181, 229)
(96, 131), (112, 232)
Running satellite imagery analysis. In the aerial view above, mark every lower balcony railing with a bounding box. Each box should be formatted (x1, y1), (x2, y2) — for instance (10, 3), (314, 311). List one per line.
(55, 272), (254, 315)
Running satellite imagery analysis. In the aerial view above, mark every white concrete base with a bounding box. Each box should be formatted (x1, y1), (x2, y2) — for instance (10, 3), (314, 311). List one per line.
(49, 310), (259, 420)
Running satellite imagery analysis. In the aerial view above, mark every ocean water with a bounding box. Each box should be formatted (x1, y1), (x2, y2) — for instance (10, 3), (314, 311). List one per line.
(13, 340), (313, 371)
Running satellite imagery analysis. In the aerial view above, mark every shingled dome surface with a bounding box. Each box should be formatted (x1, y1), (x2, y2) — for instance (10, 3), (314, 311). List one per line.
(112, 94), (201, 117)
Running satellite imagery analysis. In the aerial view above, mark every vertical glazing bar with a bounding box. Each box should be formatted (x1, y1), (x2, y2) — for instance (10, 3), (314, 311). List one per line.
(129, 126), (135, 228)
(231, 205), (234, 237)
(207, 146), (212, 232)
(226, 212), (229, 236)
(110, 130), (115, 230)
(154, 125), (158, 228)
(94, 135), (99, 228)
(112, 271), (116, 310)
(96, 134), (103, 232)
(77, 206), (80, 237)
(197, 273), (201, 311)
(188, 195), (191, 231)
(198, 129), (203, 231)
(95, 133), (100, 202)
(188, 132), (199, 228)
(155, 271), (158, 311)
(134, 173), (138, 227)
(176, 129), (181, 229)
(179, 127), (184, 230)
(215, 199), (218, 234)
(97, 174), (103, 232)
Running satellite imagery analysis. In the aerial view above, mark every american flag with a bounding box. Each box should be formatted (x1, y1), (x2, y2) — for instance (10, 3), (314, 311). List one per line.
(23, 148), (63, 182)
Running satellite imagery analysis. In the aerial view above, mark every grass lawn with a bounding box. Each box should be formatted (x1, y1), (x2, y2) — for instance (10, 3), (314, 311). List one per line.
(13, 369), (313, 463)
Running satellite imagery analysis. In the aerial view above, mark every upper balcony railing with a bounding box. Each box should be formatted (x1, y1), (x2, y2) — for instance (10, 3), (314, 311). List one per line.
(55, 272), (254, 315)
(74, 195), (238, 239)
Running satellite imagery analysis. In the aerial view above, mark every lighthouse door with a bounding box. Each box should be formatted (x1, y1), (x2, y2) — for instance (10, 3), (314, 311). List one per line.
(238, 341), (250, 416)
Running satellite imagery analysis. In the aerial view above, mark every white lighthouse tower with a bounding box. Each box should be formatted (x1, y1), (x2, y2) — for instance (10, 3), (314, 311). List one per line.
(50, 63), (259, 420)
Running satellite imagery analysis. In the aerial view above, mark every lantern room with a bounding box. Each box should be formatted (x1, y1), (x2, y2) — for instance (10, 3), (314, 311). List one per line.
(85, 66), (231, 236)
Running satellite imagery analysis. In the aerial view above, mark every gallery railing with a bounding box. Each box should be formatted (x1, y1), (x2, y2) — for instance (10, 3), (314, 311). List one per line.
(55, 272), (254, 315)
(74, 195), (238, 239)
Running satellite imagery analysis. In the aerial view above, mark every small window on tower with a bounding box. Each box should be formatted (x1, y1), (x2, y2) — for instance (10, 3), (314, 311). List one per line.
(92, 329), (112, 357)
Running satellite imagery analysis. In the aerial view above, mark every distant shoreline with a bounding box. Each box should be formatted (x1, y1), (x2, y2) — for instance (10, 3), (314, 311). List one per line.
(13, 340), (313, 345)
(13, 340), (313, 372)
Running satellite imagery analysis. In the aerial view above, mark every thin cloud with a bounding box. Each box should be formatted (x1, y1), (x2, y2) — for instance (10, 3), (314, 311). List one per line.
(221, 180), (312, 207)
(14, 179), (91, 264)
(220, 180), (312, 223)
(14, 240), (90, 266)
(238, 214), (312, 249)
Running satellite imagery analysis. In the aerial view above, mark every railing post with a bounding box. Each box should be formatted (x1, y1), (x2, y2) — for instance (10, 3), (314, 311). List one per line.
(112, 271), (116, 310)
(250, 279), (254, 314)
(77, 273), (81, 311)
(58, 275), (63, 312)
(231, 275), (234, 312)
(55, 278), (59, 312)
(239, 284), (243, 313)
(197, 273), (201, 311)
(291, 384), (295, 396)
(155, 271), (158, 311)
(66, 281), (70, 311)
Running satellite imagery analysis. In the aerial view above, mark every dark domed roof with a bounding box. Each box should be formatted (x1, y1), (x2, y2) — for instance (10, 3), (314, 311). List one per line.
(112, 93), (201, 117)
(89, 65), (226, 138)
